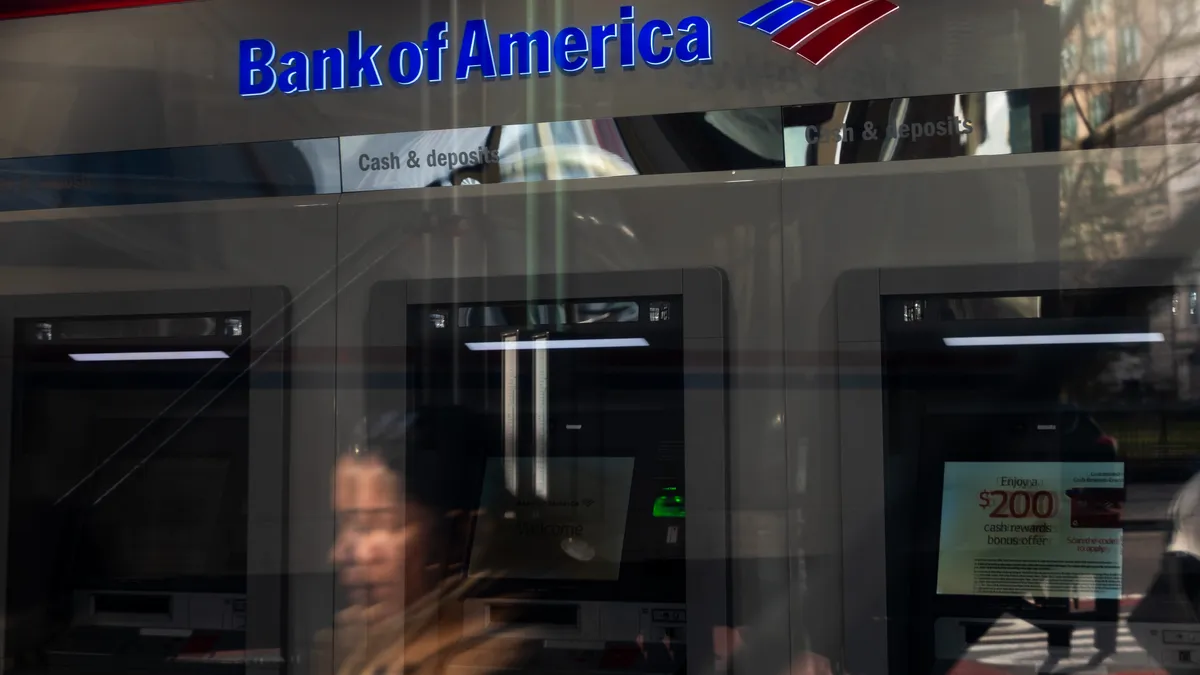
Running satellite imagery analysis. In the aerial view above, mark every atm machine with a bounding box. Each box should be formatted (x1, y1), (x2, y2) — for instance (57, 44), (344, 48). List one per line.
(366, 269), (730, 675)
(0, 287), (291, 675)
(837, 262), (1200, 675)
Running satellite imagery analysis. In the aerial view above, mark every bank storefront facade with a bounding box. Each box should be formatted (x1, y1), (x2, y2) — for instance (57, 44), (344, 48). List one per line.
(0, 2), (1196, 675)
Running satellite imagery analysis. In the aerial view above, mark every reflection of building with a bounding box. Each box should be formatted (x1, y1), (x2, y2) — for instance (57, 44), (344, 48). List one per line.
(1160, 0), (1200, 218)
(1060, 0), (1200, 398)
(1058, 0), (1200, 389)
(1061, 0), (1168, 147)
(1060, 0), (1173, 260)
(1168, 285), (1200, 399)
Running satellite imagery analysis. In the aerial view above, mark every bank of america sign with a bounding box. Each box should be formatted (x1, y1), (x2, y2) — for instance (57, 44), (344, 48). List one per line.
(239, 6), (714, 98)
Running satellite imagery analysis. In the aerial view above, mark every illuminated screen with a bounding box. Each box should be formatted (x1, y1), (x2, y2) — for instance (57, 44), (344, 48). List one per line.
(468, 457), (635, 581)
(936, 461), (1125, 599)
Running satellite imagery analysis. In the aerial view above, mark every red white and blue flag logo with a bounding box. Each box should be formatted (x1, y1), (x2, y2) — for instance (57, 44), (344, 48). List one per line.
(738, 0), (899, 65)
(0, 0), (192, 21)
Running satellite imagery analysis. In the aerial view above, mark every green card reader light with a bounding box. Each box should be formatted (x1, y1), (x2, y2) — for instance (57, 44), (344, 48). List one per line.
(653, 487), (685, 518)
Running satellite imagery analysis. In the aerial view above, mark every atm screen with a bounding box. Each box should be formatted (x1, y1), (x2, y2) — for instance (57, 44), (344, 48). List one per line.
(470, 456), (635, 581)
(935, 460), (1124, 600)
(408, 298), (687, 603)
(6, 313), (251, 615)
(880, 284), (1188, 673)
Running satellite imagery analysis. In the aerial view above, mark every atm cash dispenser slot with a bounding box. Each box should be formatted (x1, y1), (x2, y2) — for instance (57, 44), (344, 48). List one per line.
(487, 603), (582, 629)
(468, 601), (590, 641)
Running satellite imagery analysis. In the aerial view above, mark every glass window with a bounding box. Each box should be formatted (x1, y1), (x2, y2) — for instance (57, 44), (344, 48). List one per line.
(1087, 36), (1109, 71)
(1124, 83), (1142, 108)
(1062, 40), (1078, 73)
(519, 125), (540, 154)
(1118, 25), (1140, 67)
(13, 11), (1200, 675)
(1122, 154), (1139, 183)
(549, 120), (582, 147)
(1063, 162), (1078, 186)
(1063, 101), (1079, 140)
(1090, 90), (1112, 124)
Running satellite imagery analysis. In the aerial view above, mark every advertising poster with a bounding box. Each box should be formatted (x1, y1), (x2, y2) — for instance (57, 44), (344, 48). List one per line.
(937, 461), (1125, 599)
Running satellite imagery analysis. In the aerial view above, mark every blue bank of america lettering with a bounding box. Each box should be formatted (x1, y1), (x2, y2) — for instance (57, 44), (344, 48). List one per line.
(239, 7), (713, 97)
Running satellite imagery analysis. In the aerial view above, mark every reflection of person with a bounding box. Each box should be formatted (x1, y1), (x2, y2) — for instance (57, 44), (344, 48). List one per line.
(1029, 403), (1121, 671)
(993, 402), (1122, 673)
(312, 408), (516, 675)
(1130, 472), (1200, 675)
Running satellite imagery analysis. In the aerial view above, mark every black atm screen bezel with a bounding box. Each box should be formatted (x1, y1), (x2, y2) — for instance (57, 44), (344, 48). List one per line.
(406, 297), (687, 604)
(11, 311), (255, 593)
(879, 285), (1166, 675)
(834, 261), (1192, 675)
(365, 269), (730, 669)
(0, 286), (291, 663)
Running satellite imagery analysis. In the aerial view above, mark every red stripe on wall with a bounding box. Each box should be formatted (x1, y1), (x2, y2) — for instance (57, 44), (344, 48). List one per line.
(0, 0), (191, 21)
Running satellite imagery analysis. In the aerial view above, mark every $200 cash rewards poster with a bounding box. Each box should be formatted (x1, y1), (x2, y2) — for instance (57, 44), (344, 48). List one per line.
(936, 461), (1124, 599)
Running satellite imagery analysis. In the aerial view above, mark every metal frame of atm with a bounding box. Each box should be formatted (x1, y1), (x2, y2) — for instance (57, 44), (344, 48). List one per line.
(367, 268), (731, 671)
(0, 286), (291, 665)
(835, 260), (1187, 675)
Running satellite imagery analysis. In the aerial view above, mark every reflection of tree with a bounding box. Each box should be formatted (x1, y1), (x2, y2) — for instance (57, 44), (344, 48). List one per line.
(1057, 0), (1200, 262)
(1067, 77), (1200, 151)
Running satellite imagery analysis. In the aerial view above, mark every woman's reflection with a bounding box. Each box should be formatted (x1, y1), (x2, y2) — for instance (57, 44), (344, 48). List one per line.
(315, 408), (507, 675)
(332, 440), (426, 623)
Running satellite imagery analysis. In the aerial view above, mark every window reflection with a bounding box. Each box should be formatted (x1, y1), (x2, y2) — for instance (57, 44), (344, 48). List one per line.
(882, 283), (1200, 674)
